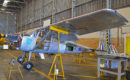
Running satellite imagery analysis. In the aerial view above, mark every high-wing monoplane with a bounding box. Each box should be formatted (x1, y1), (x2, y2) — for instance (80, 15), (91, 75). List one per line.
(17, 9), (128, 70)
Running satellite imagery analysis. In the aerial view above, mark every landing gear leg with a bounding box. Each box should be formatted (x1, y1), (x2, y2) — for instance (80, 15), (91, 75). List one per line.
(24, 51), (33, 70)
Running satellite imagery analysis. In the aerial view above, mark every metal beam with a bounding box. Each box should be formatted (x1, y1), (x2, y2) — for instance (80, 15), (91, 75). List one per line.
(10, 1), (25, 4)
(72, 0), (76, 18)
(0, 10), (16, 13)
(5, 6), (21, 8)
(0, 4), (21, 8)
(0, 8), (17, 12)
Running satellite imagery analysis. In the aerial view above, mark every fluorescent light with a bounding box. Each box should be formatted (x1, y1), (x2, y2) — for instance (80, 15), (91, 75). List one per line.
(1, 8), (5, 10)
(3, 0), (10, 7)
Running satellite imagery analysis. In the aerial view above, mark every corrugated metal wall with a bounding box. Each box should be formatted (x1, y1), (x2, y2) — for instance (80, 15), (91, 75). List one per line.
(16, 0), (130, 32)
(0, 13), (16, 34)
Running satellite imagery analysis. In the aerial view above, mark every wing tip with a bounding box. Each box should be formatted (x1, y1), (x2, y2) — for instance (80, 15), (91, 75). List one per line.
(104, 8), (128, 23)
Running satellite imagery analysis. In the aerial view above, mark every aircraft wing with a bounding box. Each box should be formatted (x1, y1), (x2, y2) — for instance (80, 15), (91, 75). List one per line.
(41, 9), (127, 35)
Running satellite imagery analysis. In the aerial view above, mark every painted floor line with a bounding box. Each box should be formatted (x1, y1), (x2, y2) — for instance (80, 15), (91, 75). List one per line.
(68, 74), (97, 78)
(5, 51), (53, 80)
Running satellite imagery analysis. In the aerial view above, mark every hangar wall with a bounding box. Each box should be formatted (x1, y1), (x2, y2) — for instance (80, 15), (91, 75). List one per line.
(0, 13), (16, 34)
(16, 0), (130, 32)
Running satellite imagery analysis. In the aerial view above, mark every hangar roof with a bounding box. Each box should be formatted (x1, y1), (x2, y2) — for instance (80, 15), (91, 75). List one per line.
(0, 0), (26, 13)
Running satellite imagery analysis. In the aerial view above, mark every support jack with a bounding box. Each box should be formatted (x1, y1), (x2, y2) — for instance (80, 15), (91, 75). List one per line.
(48, 53), (65, 79)
(8, 58), (24, 80)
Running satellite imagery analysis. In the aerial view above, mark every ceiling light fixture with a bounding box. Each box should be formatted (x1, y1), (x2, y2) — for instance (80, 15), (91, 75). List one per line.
(3, 0), (10, 7)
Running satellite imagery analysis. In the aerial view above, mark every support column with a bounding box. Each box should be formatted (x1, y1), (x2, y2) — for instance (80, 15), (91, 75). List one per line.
(124, 33), (126, 56)
(21, 7), (23, 32)
(106, 0), (112, 54)
(72, 0), (76, 18)
(108, 29), (111, 54)
(25, 0), (28, 30)
(40, 0), (42, 26)
(52, 0), (56, 23)
(97, 57), (101, 78)
(6, 14), (9, 34)
(118, 61), (121, 80)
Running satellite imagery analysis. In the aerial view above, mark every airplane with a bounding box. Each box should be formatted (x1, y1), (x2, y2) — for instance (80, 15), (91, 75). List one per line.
(16, 9), (128, 70)
(0, 33), (22, 49)
(0, 34), (6, 43)
(0, 33), (9, 49)
(6, 34), (22, 49)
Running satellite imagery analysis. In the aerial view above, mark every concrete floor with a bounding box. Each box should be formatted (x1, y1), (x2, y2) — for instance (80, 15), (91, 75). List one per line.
(0, 50), (121, 80)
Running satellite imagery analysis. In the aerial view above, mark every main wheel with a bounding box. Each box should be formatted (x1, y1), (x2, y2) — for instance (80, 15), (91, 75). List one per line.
(17, 56), (24, 63)
(24, 62), (33, 70)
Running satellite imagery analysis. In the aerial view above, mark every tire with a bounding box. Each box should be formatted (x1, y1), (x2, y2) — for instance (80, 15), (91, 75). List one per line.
(17, 56), (24, 63)
(24, 62), (33, 70)
(126, 71), (130, 80)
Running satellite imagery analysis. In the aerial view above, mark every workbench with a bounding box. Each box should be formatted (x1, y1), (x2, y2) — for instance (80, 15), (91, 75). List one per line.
(97, 55), (127, 80)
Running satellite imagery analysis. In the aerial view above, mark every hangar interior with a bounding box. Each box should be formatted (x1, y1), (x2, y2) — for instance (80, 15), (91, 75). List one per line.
(0, 0), (130, 80)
